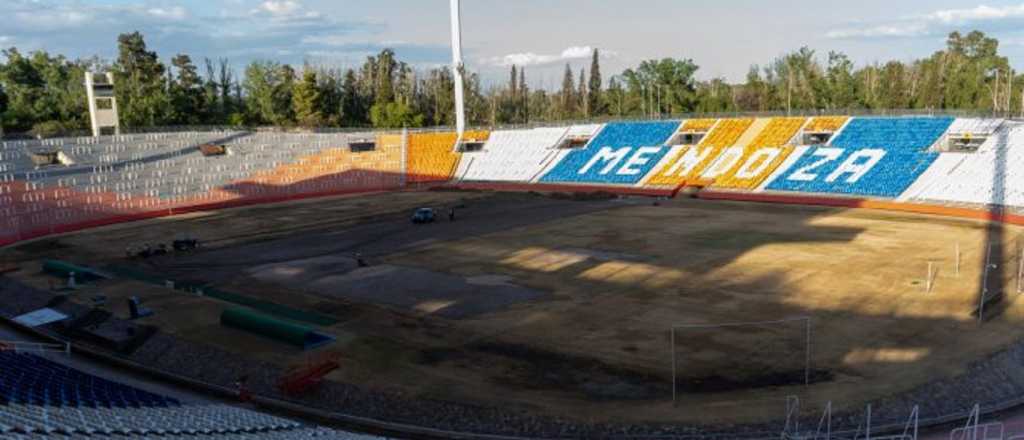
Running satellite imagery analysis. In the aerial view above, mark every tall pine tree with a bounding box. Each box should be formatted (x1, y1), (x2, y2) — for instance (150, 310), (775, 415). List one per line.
(588, 49), (604, 116)
(578, 68), (588, 118)
(559, 63), (575, 119)
(114, 32), (170, 127)
(292, 68), (323, 128)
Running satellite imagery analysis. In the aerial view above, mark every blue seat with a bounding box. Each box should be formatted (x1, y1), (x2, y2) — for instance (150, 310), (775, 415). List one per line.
(0, 351), (180, 408)
(540, 121), (680, 184)
(767, 117), (953, 197)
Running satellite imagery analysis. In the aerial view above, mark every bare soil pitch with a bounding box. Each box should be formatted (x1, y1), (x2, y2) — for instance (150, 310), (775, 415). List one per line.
(6, 189), (1024, 426)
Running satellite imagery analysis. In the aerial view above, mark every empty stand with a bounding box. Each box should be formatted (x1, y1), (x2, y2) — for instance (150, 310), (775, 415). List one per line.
(666, 118), (717, 145)
(0, 351), (179, 408)
(901, 122), (1024, 206)
(539, 121), (680, 185)
(801, 116), (848, 144)
(455, 127), (568, 182)
(645, 118), (754, 187)
(0, 131), (408, 246)
(766, 117), (953, 197)
(406, 131), (488, 183)
(942, 118), (1005, 152)
(710, 117), (806, 189)
(0, 351), (366, 438)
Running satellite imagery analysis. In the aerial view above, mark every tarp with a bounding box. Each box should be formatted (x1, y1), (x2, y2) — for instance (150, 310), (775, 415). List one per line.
(13, 308), (69, 327)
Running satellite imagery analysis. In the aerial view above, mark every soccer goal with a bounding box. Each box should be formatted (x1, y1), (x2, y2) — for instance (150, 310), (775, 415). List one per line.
(670, 317), (812, 404)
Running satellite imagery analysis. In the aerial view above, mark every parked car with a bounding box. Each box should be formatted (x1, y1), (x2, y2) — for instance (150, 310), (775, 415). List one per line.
(411, 208), (436, 224)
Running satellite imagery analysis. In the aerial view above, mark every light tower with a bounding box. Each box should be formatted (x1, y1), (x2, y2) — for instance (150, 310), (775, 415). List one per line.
(84, 72), (120, 137)
(449, 0), (466, 140)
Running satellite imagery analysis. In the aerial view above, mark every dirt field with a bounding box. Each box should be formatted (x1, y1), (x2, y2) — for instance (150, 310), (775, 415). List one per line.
(6, 189), (1024, 426)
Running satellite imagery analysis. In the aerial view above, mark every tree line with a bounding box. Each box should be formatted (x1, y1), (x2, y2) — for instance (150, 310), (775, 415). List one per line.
(0, 30), (1019, 137)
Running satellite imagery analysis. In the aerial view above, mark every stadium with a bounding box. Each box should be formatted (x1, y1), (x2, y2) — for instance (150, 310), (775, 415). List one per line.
(6, 1), (1024, 440)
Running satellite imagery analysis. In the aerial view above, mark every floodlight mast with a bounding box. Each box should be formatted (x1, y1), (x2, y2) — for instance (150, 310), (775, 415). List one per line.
(449, 0), (466, 139)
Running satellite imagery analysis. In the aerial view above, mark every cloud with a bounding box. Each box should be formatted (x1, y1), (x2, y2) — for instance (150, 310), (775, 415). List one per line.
(926, 4), (1024, 24)
(826, 24), (929, 39)
(2, 0), (389, 69)
(828, 2), (1024, 40)
(146, 6), (188, 20)
(482, 45), (613, 67)
(254, 1), (301, 16)
(300, 37), (453, 64)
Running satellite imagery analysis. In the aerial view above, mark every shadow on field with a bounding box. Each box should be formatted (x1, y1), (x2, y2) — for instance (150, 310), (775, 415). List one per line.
(975, 127), (1010, 322)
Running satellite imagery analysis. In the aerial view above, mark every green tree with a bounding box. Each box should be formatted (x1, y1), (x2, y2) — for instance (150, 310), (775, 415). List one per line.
(291, 68), (323, 127)
(114, 32), (171, 127)
(0, 48), (89, 133)
(826, 51), (856, 110)
(317, 68), (343, 126)
(578, 68), (588, 117)
(218, 58), (235, 119)
(695, 78), (735, 113)
(559, 63), (576, 119)
(369, 101), (423, 128)
(606, 76), (624, 116)
(242, 60), (289, 125)
(374, 49), (397, 105)
(202, 58), (220, 122)
(621, 58), (700, 115)
(519, 66), (528, 123)
(588, 49), (605, 116)
(169, 54), (206, 124)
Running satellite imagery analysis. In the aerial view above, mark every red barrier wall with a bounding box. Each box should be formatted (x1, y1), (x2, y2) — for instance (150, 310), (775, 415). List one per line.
(453, 182), (676, 197)
(699, 190), (1024, 225)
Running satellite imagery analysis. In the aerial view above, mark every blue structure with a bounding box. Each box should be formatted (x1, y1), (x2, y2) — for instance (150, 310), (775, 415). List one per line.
(767, 148), (938, 197)
(540, 121), (680, 184)
(0, 352), (180, 407)
(831, 117), (953, 151)
(767, 117), (953, 197)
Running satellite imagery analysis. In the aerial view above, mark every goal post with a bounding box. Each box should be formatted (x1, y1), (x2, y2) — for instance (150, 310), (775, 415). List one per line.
(670, 317), (812, 404)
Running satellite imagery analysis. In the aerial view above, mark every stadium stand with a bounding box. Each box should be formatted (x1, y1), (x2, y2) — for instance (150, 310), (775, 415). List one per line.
(900, 122), (1024, 206)
(240, 132), (403, 194)
(539, 121), (679, 185)
(765, 116), (953, 197)
(0, 131), (411, 246)
(406, 131), (489, 183)
(0, 350), (179, 408)
(679, 118), (717, 133)
(708, 117), (806, 189)
(15, 115), (1024, 439)
(0, 349), (377, 438)
(946, 117), (1005, 137)
(802, 116), (848, 134)
(453, 127), (569, 182)
(645, 118), (754, 187)
(564, 123), (604, 138)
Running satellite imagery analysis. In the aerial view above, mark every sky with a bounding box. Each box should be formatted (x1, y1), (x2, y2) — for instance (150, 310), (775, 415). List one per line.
(8, 0), (1024, 89)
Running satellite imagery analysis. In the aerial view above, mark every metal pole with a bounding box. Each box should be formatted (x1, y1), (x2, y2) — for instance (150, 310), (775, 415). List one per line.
(805, 317), (811, 386)
(865, 404), (872, 440)
(448, 0), (466, 139)
(979, 243), (993, 324)
(956, 242), (960, 278)
(927, 262), (934, 293)
(671, 327), (676, 405)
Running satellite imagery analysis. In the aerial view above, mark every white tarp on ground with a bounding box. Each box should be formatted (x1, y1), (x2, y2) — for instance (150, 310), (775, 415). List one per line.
(13, 308), (69, 327)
